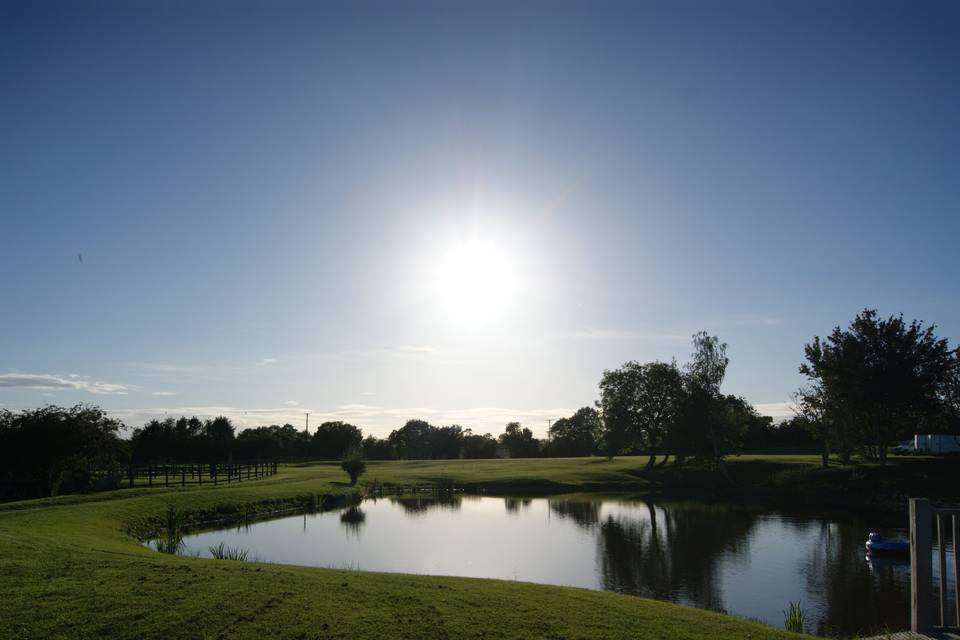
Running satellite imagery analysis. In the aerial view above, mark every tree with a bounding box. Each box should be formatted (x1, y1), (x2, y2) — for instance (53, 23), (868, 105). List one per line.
(361, 435), (395, 460)
(203, 416), (236, 461)
(388, 419), (435, 459)
(311, 421), (363, 459)
(679, 333), (734, 463)
(234, 423), (311, 459)
(800, 309), (959, 464)
(498, 422), (540, 458)
(599, 362), (685, 465)
(461, 430), (498, 458)
(431, 425), (465, 459)
(340, 448), (367, 485)
(0, 404), (126, 497)
(548, 407), (602, 457)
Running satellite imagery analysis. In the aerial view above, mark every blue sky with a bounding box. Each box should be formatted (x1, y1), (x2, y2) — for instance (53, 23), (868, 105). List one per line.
(2, 0), (958, 436)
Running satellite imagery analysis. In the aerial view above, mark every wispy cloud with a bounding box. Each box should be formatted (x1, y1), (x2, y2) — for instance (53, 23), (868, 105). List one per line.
(0, 373), (130, 395)
(550, 328), (689, 342)
(732, 314), (784, 327)
(283, 400), (300, 406)
(130, 346), (456, 383)
(151, 391), (177, 396)
(323, 345), (458, 363)
(754, 401), (796, 421)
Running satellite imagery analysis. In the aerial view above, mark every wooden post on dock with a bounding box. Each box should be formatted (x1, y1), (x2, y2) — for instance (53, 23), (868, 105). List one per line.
(954, 514), (960, 629)
(910, 498), (932, 633)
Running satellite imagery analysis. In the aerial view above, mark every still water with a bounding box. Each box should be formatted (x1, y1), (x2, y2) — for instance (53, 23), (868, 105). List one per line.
(172, 495), (955, 636)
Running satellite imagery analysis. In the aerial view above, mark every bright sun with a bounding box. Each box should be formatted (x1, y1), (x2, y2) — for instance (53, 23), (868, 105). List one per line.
(430, 234), (521, 329)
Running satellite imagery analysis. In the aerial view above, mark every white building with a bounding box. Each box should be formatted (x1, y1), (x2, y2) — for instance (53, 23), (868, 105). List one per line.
(914, 434), (960, 454)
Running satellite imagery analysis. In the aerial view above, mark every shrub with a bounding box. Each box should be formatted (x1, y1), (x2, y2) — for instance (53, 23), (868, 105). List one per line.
(341, 451), (367, 485)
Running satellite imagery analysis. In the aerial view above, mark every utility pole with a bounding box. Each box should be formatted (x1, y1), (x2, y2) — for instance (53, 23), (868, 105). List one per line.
(304, 411), (311, 435)
(546, 419), (552, 442)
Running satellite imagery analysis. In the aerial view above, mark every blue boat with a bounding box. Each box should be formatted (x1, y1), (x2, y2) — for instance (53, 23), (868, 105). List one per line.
(865, 532), (910, 555)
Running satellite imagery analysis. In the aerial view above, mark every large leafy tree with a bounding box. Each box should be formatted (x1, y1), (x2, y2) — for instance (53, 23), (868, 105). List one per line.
(311, 421), (363, 459)
(800, 309), (959, 464)
(548, 407), (602, 457)
(461, 429), (498, 458)
(387, 419), (448, 459)
(498, 422), (540, 458)
(598, 361), (685, 465)
(205, 415), (236, 461)
(0, 404), (126, 497)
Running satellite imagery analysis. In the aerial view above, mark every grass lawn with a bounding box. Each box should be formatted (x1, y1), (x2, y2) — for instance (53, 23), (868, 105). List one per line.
(5, 454), (943, 639)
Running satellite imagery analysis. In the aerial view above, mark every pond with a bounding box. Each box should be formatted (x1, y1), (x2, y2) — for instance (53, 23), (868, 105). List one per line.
(165, 494), (956, 637)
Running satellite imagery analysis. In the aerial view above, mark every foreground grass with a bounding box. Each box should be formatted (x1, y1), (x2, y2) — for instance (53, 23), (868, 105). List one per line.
(7, 454), (950, 639)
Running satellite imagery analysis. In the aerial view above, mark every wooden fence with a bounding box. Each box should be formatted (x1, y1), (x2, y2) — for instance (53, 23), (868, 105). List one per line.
(91, 461), (279, 490)
(909, 498), (959, 632)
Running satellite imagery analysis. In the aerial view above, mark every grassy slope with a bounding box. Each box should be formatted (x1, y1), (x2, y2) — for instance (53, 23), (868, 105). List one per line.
(6, 454), (943, 640)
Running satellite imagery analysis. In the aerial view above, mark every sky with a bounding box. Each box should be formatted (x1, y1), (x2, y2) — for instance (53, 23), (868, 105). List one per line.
(2, 0), (958, 437)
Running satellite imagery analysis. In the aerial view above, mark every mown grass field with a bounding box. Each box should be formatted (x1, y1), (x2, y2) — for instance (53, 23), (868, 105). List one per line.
(4, 454), (951, 640)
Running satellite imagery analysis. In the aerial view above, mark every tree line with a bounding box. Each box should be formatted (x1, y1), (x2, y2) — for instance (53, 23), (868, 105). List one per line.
(2, 308), (957, 500)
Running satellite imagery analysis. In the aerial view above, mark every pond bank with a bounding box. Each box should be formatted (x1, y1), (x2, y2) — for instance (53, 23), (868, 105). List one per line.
(0, 456), (813, 640)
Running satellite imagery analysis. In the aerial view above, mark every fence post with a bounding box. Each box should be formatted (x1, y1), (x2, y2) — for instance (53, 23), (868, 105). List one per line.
(128, 463), (134, 488)
(181, 466), (185, 487)
(953, 514), (959, 629)
(937, 514), (948, 628)
(198, 464), (202, 486)
(910, 498), (933, 633)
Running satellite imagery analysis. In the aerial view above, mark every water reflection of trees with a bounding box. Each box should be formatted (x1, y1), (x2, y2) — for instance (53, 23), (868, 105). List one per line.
(504, 497), (532, 514)
(549, 499), (601, 529)
(801, 519), (911, 636)
(339, 506), (366, 535)
(595, 501), (756, 613)
(387, 494), (463, 516)
(544, 497), (920, 637)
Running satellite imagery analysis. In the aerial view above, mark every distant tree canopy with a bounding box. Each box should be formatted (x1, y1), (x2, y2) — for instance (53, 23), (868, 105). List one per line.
(461, 429), (499, 459)
(545, 407), (601, 457)
(234, 423), (309, 459)
(498, 422), (540, 458)
(311, 421), (363, 459)
(131, 416), (238, 463)
(798, 309), (959, 465)
(0, 405), (127, 499)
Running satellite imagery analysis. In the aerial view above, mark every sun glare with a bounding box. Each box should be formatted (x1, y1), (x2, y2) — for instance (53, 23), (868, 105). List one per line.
(430, 234), (521, 329)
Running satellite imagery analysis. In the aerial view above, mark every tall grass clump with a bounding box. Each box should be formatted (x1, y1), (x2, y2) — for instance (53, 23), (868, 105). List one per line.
(341, 449), (367, 486)
(208, 542), (250, 561)
(154, 504), (185, 554)
(782, 600), (806, 633)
